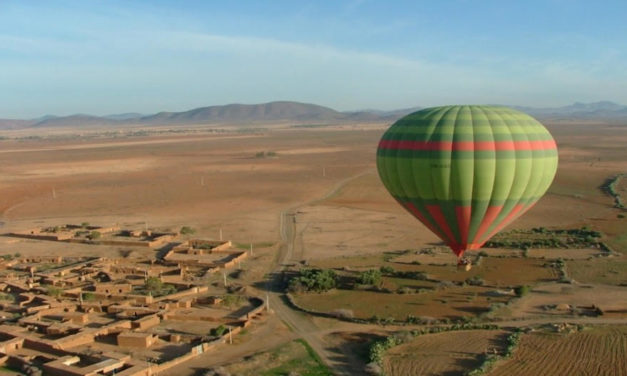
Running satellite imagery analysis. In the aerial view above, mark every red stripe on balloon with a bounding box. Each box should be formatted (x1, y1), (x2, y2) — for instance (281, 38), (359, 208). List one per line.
(471, 206), (504, 245)
(378, 139), (556, 151)
(455, 206), (472, 245)
(403, 202), (447, 241)
(426, 205), (458, 247)
(482, 203), (529, 243)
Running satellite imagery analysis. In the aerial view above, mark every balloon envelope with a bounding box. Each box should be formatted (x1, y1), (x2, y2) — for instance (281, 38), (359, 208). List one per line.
(376, 105), (558, 257)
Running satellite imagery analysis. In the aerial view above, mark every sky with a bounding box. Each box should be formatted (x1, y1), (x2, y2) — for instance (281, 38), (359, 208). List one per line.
(1, 0), (626, 118)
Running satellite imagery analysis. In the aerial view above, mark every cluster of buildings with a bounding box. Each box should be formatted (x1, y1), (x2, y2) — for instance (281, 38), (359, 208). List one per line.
(0, 224), (266, 375)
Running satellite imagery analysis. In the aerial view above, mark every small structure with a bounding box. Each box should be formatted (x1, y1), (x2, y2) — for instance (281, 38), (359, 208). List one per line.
(117, 331), (157, 348)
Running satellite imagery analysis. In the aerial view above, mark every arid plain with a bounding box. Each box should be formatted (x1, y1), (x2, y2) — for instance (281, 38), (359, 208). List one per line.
(0, 120), (626, 375)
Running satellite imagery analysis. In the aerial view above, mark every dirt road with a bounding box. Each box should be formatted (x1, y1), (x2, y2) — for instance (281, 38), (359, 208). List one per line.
(267, 170), (374, 375)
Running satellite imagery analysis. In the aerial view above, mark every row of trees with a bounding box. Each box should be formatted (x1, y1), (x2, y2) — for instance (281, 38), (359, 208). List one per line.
(288, 266), (429, 294)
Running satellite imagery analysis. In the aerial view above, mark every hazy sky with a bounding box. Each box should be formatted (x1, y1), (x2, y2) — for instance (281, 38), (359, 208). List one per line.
(1, 0), (626, 118)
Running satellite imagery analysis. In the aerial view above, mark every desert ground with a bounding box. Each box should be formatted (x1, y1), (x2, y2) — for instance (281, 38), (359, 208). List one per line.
(0, 120), (626, 375)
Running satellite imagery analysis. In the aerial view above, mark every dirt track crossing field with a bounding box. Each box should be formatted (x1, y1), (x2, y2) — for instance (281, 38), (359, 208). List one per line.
(489, 326), (627, 376)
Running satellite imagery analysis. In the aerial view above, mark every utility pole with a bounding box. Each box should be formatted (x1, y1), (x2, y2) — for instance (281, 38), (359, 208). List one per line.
(228, 326), (233, 344)
(219, 228), (223, 241)
(266, 292), (270, 311)
(250, 243), (253, 256)
(223, 271), (227, 287)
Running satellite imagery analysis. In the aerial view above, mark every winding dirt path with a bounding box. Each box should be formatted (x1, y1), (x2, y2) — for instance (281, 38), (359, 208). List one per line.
(267, 169), (374, 375)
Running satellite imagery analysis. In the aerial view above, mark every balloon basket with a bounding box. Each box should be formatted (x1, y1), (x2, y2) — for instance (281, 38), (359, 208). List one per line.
(457, 263), (472, 272)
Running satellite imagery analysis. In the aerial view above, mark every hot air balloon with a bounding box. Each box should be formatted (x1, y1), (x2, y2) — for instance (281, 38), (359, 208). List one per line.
(376, 105), (558, 269)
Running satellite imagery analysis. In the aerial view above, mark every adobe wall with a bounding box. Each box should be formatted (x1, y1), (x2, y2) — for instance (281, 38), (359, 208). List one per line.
(117, 332), (156, 348)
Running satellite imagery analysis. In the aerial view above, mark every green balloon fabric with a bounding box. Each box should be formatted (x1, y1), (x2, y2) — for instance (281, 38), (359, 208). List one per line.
(377, 105), (558, 257)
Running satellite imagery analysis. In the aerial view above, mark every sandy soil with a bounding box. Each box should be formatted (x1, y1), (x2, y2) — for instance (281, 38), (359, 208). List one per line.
(383, 330), (509, 376)
(1, 122), (626, 375)
(489, 326), (627, 376)
(506, 283), (627, 317)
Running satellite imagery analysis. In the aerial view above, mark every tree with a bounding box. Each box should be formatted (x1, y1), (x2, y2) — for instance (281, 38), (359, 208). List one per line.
(358, 269), (382, 286)
(144, 277), (163, 294)
(288, 268), (337, 293)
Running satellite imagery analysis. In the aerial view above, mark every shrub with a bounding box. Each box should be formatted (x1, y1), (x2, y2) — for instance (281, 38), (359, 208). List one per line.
(288, 268), (337, 293)
(46, 286), (63, 298)
(180, 226), (196, 235)
(465, 276), (485, 286)
(81, 292), (96, 301)
(397, 286), (414, 294)
(143, 277), (175, 296)
(514, 285), (530, 297)
(358, 269), (382, 286)
(330, 309), (354, 319)
(211, 325), (227, 336)
(379, 266), (395, 275)
(394, 270), (428, 280)
(89, 231), (101, 240)
(221, 294), (244, 307)
(144, 276), (163, 293)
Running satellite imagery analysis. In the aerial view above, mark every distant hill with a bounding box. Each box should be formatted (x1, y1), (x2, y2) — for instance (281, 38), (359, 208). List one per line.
(0, 119), (34, 130)
(138, 101), (359, 125)
(30, 114), (119, 128)
(1, 101), (626, 130)
(104, 112), (145, 121)
(514, 101), (627, 121)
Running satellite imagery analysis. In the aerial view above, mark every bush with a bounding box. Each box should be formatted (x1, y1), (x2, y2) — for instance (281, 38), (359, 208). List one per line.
(394, 270), (428, 280)
(89, 231), (101, 240)
(211, 325), (227, 336)
(142, 277), (176, 296)
(330, 309), (354, 319)
(221, 294), (244, 307)
(46, 286), (63, 298)
(514, 285), (530, 297)
(465, 276), (485, 286)
(180, 226), (196, 235)
(81, 292), (96, 301)
(358, 269), (382, 286)
(145, 276), (163, 293)
(379, 266), (395, 275)
(288, 268), (337, 293)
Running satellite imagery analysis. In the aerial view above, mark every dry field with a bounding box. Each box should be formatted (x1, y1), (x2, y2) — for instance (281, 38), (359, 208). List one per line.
(1, 121), (626, 375)
(489, 326), (627, 376)
(383, 330), (509, 376)
(218, 339), (331, 376)
(292, 285), (510, 320)
(566, 258), (627, 285)
(503, 283), (627, 318)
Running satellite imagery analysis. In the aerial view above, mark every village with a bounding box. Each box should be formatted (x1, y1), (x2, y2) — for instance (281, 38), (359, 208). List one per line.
(0, 224), (267, 376)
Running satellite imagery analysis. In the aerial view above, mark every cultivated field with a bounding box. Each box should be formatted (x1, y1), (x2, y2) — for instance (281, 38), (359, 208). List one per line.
(489, 326), (627, 376)
(383, 330), (509, 376)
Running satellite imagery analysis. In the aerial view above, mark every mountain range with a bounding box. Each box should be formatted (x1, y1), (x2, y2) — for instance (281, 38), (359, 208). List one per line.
(1, 100), (626, 130)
